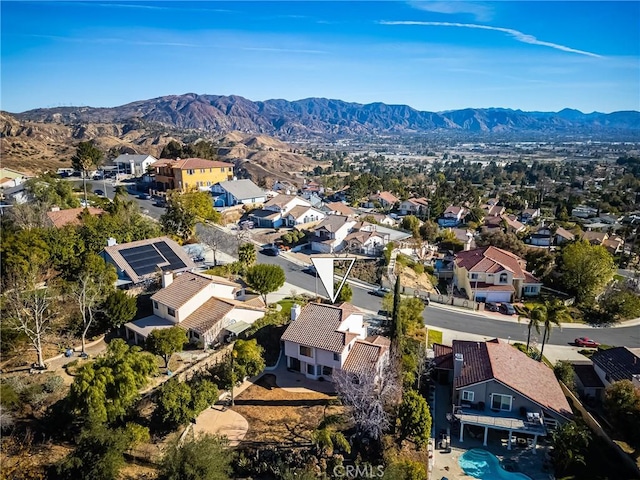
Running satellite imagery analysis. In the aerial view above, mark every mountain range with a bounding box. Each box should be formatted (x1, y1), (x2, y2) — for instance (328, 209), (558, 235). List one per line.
(12, 93), (640, 139)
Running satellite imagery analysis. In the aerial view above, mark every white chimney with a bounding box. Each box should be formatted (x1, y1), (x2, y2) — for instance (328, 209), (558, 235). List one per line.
(162, 271), (174, 288)
(291, 304), (302, 321)
(453, 352), (464, 378)
(107, 237), (117, 247)
(50, 205), (61, 212)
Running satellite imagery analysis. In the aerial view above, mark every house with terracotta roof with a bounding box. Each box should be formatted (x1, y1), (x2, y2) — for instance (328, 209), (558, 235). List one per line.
(249, 194), (312, 228)
(124, 271), (265, 347)
(366, 191), (399, 210)
(482, 214), (526, 234)
(46, 206), (105, 228)
(399, 197), (429, 216)
(434, 339), (572, 449)
(482, 203), (506, 217)
(151, 157), (235, 192)
(101, 236), (196, 287)
(438, 205), (467, 227)
(323, 201), (356, 217)
(580, 231), (625, 255)
(281, 302), (389, 380)
(453, 246), (542, 302)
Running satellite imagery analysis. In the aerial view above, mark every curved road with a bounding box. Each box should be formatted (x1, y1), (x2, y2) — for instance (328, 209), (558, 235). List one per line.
(256, 251), (640, 349)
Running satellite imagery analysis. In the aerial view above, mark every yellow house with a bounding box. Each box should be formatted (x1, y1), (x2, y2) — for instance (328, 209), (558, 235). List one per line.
(152, 158), (234, 192)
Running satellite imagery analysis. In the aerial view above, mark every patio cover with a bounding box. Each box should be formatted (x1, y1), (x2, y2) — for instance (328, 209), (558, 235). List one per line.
(125, 315), (176, 339)
(225, 321), (252, 335)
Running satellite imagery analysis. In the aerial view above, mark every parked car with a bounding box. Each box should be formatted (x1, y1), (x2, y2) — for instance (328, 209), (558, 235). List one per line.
(260, 246), (280, 257)
(302, 265), (317, 276)
(138, 193), (151, 200)
(574, 337), (600, 348)
(485, 302), (500, 312)
(369, 287), (391, 297)
(240, 220), (254, 230)
(94, 189), (104, 197)
(499, 303), (516, 315)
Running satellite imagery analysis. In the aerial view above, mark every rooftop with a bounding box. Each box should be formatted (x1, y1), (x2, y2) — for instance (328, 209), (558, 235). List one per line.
(215, 179), (265, 200)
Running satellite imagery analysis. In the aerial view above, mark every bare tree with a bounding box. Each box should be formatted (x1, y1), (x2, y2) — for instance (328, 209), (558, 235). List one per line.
(333, 363), (401, 441)
(199, 226), (235, 266)
(5, 201), (51, 230)
(71, 273), (104, 355)
(4, 267), (58, 369)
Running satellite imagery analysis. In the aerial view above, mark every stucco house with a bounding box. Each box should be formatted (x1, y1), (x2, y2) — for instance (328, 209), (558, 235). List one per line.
(527, 225), (575, 247)
(453, 246), (542, 302)
(311, 215), (357, 253)
(434, 339), (572, 450)
(249, 194), (312, 228)
(211, 179), (266, 207)
(520, 208), (541, 224)
(152, 157), (235, 192)
(399, 197), (429, 216)
(366, 191), (399, 210)
(113, 154), (158, 177)
(438, 205), (467, 227)
(344, 222), (390, 256)
(323, 201), (356, 217)
(483, 214), (526, 234)
(125, 271), (265, 347)
(281, 302), (389, 380)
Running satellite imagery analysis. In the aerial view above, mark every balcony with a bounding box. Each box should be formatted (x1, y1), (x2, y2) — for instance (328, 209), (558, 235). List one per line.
(454, 406), (547, 436)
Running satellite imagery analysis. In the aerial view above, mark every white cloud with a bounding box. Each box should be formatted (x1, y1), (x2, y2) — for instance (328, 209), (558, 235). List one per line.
(380, 21), (602, 58)
(408, 1), (493, 21)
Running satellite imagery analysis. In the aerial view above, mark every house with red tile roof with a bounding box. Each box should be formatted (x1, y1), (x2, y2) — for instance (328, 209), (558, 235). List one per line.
(281, 302), (389, 380)
(46, 206), (105, 228)
(453, 246), (542, 302)
(124, 271), (265, 347)
(434, 339), (572, 449)
(399, 197), (429, 216)
(438, 205), (468, 227)
(367, 191), (400, 210)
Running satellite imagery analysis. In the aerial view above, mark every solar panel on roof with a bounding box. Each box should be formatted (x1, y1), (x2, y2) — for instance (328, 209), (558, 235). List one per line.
(155, 241), (187, 270)
(120, 245), (165, 277)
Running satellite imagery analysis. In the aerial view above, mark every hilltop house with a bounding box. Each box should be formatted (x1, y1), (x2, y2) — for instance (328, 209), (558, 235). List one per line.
(101, 236), (196, 288)
(483, 214), (526, 234)
(249, 194), (313, 228)
(323, 201), (356, 217)
(152, 158), (234, 192)
(434, 339), (572, 449)
(211, 179), (266, 207)
(438, 205), (467, 227)
(281, 302), (390, 380)
(113, 154), (158, 177)
(124, 271), (265, 347)
(453, 246), (542, 302)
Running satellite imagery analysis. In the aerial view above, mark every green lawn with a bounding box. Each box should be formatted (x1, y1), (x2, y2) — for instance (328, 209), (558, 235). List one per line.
(277, 299), (296, 317)
(427, 329), (443, 347)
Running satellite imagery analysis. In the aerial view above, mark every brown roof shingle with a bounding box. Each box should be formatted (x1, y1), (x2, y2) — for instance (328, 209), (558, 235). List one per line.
(151, 272), (213, 309)
(342, 340), (388, 374)
(280, 302), (362, 353)
(179, 297), (235, 335)
(47, 207), (105, 228)
(455, 246), (535, 281)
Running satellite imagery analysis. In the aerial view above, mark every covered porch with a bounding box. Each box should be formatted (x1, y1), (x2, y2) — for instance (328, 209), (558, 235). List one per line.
(454, 407), (547, 453)
(124, 315), (177, 345)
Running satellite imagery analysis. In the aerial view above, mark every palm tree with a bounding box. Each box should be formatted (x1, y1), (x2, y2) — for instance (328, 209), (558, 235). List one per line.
(517, 304), (545, 353)
(539, 299), (572, 361)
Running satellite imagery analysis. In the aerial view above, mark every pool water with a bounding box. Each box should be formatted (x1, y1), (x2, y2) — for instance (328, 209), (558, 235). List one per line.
(459, 449), (531, 479)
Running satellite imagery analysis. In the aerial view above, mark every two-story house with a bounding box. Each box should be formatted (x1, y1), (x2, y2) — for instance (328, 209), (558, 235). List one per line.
(520, 208), (541, 225)
(434, 339), (572, 449)
(399, 197), (429, 216)
(152, 158), (235, 192)
(249, 194), (312, 228)
(344, 222), (390, 256)
(483, 214), (526, 234)
(438, 205), (468, 227)
(482, 203), (506, 217)
(211, 179), (266, 207)
(323, 201), (356, 218)
(124, 271), (265, 347)
(283, 205), (326, 228)
(281, 302), (390, 380)
(113, 154), (158, 177)
(526, 225), (575, 247)
(453, 246), (542, 302)
(311, 215), (358, 253)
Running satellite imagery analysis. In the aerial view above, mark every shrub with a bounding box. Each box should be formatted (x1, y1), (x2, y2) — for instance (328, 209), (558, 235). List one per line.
(412, 264), (424, 275)
(43, 375), (65, 394)
(0, 381), (21, 409)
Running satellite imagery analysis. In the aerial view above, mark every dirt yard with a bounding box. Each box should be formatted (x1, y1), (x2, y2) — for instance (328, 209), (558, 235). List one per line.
(231, 374), (343, 444)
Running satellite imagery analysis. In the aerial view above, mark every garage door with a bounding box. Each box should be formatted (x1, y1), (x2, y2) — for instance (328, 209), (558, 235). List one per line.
(484, 291), (512, 303)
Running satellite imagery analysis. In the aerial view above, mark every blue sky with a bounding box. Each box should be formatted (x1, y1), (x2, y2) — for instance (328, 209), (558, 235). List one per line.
(2, 1), (639, 113)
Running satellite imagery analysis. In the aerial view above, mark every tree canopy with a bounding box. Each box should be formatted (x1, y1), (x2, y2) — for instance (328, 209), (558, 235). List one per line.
(398, 389), (432, 448)
(157, 433), (232, 480)
(69, 339), (157, 424)
(560, 240), (615, 303)
(161, 191), (220, 242)
(335, 282), (353, 303)
(146, 326), (188, 368)
(233, 339), (265, 380)
(238, 242), (256, 268)
(245, 264), (286, 304)
(101, 290), (137, 330)
(153, 377), (218, 430)
(604, 380), (640, 448)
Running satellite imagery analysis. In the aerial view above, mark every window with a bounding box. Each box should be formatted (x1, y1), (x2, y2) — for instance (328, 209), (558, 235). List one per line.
(192, 331), (200, 339)
(499, 273), (509, 284)
(167, 307), (176, 317)
(524, 286), (536, 294)
(471, 273), (478, 280)
(461, 390), (474, 402)
(307, 364), (316, 375)
(187, 169), (194, 175)
(333, 353), (340, 362)
(200, 169), (205, 173)
(322, 366), (333, 376)
(299, 345), (312, 357)
(491, 394), (512, 411)
(153, 301), (158, 309)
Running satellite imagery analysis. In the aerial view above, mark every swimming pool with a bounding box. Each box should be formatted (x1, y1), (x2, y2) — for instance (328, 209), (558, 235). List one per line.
(459, 449), (531, 479)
